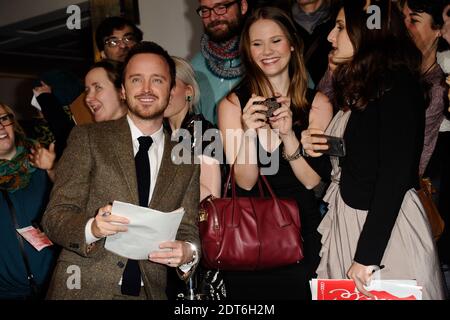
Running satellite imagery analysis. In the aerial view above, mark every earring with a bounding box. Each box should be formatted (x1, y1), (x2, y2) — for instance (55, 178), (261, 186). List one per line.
(186, 96), (192, 102)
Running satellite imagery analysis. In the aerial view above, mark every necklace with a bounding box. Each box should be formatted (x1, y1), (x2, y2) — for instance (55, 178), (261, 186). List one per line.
(422, 60), (437, 76)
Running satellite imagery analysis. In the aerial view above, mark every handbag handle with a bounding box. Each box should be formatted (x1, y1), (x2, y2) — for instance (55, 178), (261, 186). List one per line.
(224, 166), (293, 228)
(222, 165), (264, 198)
(227, 165), (280, 200)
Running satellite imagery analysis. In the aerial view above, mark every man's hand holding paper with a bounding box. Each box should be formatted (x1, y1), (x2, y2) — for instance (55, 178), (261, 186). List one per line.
(92, 204), (130, 238)
(104, 201), (185, 261)
(149, 240), (195, 268)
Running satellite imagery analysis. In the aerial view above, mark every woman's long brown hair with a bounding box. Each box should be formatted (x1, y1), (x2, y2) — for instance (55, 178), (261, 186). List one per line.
(333, 0), (422, 111)
(238, 6), (309, 125)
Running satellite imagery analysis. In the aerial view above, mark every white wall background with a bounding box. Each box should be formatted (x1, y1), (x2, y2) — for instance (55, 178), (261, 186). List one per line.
(0, 0), (202, 56)
(0, 0), (86, 26)
(0, 0), (203, 117)
(138, 0), (203, 59)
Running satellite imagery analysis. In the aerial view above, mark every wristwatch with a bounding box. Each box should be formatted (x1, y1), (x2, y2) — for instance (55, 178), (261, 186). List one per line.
(186, 242), (198, 264)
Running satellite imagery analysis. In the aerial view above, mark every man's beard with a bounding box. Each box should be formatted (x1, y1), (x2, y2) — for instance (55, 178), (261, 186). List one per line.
(204, 14), (243, 43)
(127, 95), (169, 120)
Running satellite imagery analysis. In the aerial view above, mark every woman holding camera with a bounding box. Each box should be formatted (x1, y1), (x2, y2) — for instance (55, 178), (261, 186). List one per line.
(302, 0), (445, 299)
(217, 6), (332, 300)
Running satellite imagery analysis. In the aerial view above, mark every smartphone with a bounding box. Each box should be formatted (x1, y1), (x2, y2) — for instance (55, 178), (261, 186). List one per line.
(311, 134), (346, 157)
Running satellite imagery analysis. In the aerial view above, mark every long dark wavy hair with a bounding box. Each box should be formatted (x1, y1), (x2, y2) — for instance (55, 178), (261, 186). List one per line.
(333, 0), (423, 111)
(237, 6), (309, 124)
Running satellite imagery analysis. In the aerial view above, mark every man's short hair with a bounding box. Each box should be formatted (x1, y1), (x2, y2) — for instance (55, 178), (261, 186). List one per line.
(95, 16), (143, 51)
(122, 41), (176, 90)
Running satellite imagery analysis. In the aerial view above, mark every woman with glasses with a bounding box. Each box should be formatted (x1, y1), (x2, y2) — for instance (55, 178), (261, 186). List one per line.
(0, 103), (57, 299)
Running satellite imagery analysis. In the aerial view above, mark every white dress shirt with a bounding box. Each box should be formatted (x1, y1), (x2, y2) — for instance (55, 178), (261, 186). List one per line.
(85, 116), (164, 244)
(84, 116), (197, 273)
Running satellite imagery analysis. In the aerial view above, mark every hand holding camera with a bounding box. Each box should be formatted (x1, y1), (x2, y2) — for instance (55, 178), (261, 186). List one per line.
(253, 97), (282, 118)
(243, 95), (292, 137)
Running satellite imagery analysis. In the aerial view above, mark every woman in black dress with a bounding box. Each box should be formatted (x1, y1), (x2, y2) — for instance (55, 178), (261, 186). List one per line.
(217, 6), (332, 300)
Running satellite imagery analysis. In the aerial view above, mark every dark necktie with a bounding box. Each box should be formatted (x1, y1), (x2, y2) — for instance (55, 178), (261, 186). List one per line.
(121, 136), (153, 296)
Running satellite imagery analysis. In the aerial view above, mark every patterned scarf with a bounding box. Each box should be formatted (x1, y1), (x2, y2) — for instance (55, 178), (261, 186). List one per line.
(0, 136), (37, 193)
(201, 34), (244, 79)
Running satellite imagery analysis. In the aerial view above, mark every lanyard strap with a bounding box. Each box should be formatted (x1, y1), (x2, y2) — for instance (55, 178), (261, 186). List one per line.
(1, 190), (39, 295)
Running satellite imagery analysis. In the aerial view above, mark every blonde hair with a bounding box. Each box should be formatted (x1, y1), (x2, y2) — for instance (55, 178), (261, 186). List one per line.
(171, 56), (201, 111)
(0, 103), (25, 137)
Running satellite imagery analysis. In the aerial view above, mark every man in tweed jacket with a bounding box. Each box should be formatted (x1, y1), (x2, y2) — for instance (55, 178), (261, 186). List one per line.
(42, 42), (200, 300)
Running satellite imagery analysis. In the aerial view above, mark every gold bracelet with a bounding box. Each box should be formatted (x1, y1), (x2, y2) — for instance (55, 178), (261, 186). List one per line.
(282, 144), (302, 161)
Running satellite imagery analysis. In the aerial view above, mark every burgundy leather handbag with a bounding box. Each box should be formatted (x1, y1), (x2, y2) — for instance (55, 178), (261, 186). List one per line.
(199, 168), (304, 271)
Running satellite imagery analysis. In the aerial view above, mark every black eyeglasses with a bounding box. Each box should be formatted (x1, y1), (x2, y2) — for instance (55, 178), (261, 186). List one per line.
(104, 34), (137, 48)
(196, 0), (241, 18)
(0, 113), (13, 127)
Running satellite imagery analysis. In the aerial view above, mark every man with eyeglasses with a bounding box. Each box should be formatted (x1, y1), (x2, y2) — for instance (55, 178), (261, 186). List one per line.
(191, 0), (249, 125)
(30, 17), (144, 159)
(95, 16), (143, 62)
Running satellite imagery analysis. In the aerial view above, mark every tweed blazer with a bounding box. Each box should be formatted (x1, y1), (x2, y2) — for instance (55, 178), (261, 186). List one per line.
(42, 116), (200, 300)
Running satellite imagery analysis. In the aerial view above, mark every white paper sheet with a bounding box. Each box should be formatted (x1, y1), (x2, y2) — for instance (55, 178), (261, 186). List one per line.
(104, 201), (185, 260)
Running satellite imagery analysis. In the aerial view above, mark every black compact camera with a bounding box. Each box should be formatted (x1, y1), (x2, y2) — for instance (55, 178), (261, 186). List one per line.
(253, 97), (281, 118)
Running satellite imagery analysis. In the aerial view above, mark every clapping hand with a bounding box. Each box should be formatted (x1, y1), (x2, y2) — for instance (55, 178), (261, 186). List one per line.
(29, 142), (56, 171)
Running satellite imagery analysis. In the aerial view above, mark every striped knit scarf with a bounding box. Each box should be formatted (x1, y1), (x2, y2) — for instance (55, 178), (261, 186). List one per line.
(200, 34), (244, 79)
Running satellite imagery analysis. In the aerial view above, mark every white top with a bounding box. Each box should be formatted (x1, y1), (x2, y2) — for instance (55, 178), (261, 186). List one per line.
(440, 118), (450, 132)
